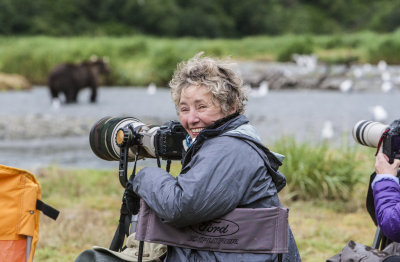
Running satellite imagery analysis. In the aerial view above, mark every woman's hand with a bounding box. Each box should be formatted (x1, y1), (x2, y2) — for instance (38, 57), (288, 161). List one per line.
(375, 153), (400, 176)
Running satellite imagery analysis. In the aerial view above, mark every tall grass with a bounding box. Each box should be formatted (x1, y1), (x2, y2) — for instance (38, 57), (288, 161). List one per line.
(1, 31), (400, 86)
(272, 137), (375, 201)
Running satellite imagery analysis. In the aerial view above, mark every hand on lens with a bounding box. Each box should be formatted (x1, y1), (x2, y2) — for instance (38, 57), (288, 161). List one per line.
(375, 153), (400, 176)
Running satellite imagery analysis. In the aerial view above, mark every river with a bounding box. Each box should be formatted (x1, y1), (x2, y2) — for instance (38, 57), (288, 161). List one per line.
(0, 86), (397, 170)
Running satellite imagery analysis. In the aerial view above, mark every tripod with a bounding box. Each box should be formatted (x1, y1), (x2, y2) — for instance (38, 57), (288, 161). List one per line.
(110, 130), (173, 262)
(372, 226), (392, 250)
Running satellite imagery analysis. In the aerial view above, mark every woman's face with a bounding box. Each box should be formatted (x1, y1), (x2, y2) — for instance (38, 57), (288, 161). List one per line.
(178, 85), (225, 139)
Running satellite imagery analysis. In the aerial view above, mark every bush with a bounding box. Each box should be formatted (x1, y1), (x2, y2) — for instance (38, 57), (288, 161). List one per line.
(271, 137), (368, 201)
(150, 46), (184, 86)
(368, 38), (400, 64)
(276, 38), (314, 62)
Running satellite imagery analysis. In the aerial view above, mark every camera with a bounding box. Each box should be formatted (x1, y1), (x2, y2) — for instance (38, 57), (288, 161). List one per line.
(352, 119), (400, 163)
(89, 116), (187, 162)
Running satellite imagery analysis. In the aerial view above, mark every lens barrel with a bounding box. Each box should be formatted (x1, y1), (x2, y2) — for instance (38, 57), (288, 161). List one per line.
(89, 116), (141, 161)
(352, 120), (389, 148)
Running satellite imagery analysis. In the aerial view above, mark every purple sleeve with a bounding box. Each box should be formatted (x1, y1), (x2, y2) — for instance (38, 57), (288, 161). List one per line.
(373, 179), (400, 242)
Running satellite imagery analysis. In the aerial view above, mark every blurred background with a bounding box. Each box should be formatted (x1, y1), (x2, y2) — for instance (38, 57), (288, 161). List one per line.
(0, 1), (400, 261)
(0, 0), (399, 169)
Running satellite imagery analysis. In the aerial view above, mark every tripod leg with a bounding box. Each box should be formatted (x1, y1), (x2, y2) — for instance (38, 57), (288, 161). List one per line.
(372, 227), (383, 249)
(26, 236), (32, 262)
(130, 214), (139, 235)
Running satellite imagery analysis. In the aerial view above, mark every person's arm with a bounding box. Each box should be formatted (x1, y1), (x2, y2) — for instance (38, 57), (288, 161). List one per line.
(132, 136), (272, 227)
(373, 153), (400, 241)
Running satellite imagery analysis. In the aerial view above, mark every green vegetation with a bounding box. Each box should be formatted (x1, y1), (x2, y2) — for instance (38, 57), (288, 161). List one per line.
(35, 139), (378, 262)
(1, 0), (399, 38)
(272, 136), (376, 201)
(1, 31), (400, 86)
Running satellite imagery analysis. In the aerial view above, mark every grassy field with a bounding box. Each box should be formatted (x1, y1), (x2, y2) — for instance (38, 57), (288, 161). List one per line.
(33, 140), (379, 262)
(1, 31), (400, 87)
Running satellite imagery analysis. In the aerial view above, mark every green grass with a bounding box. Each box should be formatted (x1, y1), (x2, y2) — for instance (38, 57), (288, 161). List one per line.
(1, 31), (400, 87)
(271, 136), (376, 201)
(34, 140), (379, 262)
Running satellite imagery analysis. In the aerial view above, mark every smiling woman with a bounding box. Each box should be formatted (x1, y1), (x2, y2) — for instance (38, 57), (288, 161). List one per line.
(129, 53), (302, 261)
(170, 52), (246, 143)
(178, 85), (227, 139)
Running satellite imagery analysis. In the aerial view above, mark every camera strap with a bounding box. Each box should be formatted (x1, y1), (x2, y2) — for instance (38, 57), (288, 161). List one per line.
(375, 128), (390, 156)
(110, 151), (141, 253)
(110, 149), (172, 262)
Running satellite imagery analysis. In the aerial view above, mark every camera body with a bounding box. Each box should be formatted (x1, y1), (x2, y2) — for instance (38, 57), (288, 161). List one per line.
(155, 120), (186, 160)
(353, 119), (400, 163)
(381, 120), (400, 163)
(90, 117), (187, 162)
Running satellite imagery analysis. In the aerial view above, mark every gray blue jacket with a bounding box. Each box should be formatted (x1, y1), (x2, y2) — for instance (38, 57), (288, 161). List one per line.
(132, 114), (301, 261)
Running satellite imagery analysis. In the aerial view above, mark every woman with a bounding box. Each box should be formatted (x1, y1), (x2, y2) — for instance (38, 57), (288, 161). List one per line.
(132, 53), (301, 261)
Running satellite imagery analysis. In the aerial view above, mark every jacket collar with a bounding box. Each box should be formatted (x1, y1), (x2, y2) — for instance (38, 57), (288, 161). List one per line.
(182, 114), (247, 165)
(195, 113), (248, 141)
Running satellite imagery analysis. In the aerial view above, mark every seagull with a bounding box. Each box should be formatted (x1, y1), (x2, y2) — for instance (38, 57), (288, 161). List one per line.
(381, 81), (393, 93)
(292, 54), (318, 73)
(51, 98), (61, 110)
(147, 83), (157, 95)
(250, 81), (269, 97)
(339, 79), (354, 93)
(321, 120), (334, 140)
(370, 105), (388, 123)
(378, 60), (388, 72)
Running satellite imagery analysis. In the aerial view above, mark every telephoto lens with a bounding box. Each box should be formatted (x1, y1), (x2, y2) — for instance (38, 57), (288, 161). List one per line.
(89, 116), (143, 161)
(352, 120), (389, 148)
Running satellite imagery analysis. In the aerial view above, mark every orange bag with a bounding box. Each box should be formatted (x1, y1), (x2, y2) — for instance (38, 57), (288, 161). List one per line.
(0, 165), (59, 262)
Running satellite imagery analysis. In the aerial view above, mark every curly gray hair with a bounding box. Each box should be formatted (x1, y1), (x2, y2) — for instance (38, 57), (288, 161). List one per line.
(169, 52), (248, 115)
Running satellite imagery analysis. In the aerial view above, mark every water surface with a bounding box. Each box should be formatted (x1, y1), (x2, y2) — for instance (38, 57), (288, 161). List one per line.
(0, 86), (396, 170)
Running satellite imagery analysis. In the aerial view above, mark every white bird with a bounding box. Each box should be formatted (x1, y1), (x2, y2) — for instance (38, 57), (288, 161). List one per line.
(370, 105), (388, 123)
(381, 81), (393, 93)
(339, 79), (354, 93)
(378, 60), (388, 72)
(250, 81), (269, 97)
(292, 54), (318, 73)
(292, 54), (306, 67)
(51, 98), (61, 110)
(321, 121), (334, 140)
(147, 83), (157, 95)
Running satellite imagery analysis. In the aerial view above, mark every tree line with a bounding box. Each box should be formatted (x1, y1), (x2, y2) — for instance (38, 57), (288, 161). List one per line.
(1, 0), (400, 37)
